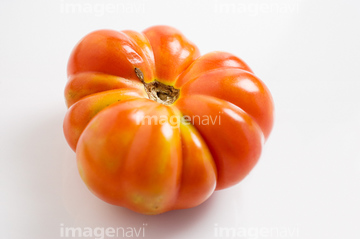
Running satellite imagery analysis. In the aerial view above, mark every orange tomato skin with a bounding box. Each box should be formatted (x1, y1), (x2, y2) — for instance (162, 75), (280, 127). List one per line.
(63, 88), (146, 152)
(180, 68), (274, 139)
(175, 51), (253, 87)
(67, 29), (155, 83)
(64, 25), (274, 214)
(174, 95), (263, 190)
(76, 99), (182, 214)
(142, 25), (200, 85)
(64, 72), (145, 108)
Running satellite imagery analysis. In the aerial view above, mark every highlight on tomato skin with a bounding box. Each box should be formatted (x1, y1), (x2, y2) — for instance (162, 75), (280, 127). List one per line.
(63, 25), (274, 215)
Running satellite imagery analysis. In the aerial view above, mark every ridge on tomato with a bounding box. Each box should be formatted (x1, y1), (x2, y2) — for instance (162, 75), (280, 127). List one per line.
(63, 25), (274, 215)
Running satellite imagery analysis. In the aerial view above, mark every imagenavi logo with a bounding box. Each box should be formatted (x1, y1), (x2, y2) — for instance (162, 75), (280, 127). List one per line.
(60, 223), (147, 239)
(214, 224), (300, 238)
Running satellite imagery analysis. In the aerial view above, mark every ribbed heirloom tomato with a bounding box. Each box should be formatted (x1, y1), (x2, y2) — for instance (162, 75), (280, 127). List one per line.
(63, 25), (274, 215)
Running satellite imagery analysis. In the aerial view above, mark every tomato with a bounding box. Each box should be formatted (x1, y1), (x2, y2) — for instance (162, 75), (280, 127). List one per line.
(63, 25), (274, 215)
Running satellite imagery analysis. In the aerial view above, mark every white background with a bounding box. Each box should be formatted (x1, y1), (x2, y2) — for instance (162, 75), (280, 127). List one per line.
(1, 0), (359, 238)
